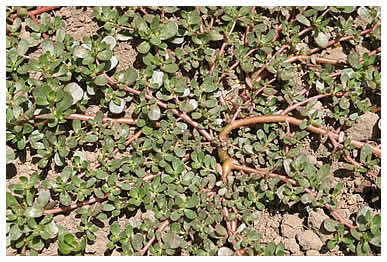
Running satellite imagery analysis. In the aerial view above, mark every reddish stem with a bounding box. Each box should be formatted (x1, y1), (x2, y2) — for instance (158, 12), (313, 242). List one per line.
(43, 194), (108, 215)
(372, 106), (381, 113)
(34, 113), (137, 125)
(139, 7), (148, 15)
(140, 220), (169, 255)
(252, 45), (289, 84)
(284, 55), (340, 65)
(298, 26), (313, 37)
(196, 6), (205, 34)
(209, 20), (237, 75)
(309, 23), (380, 55)
(219, 115), (381, 158)
(30, 6), (59, 16)
(103, 73), (213, 141)
(222, 207), (243, 256)
(280, 93), (330, 115)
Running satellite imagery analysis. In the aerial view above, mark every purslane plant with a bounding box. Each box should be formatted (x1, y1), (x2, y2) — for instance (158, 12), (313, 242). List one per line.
(6, 6), (380, 256)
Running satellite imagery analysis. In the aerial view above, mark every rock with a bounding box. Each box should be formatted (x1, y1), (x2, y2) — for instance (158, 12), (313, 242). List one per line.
(346, 112), (379, 141)
(281, 214), (304, 238)
(297, 230), (323, 251)
(308, 208), (329, 231)
(284, 238), (300, 254)
(218, 247), (234, 256)
(306, 250), (321, 256)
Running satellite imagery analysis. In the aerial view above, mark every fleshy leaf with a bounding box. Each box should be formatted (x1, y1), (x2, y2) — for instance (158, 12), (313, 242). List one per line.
(64, 83), (84, 105)
(148, 104), (161, 121)
(314, 32), (329, 48)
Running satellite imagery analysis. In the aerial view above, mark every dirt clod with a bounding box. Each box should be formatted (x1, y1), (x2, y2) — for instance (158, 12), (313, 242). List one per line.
(306, 250), (322, 256)
(297, 230), (323, 251)
(346, 112), (379, 141)
(308, 208), (329, 232)
(281, 214), (304, 238)
(284, 238), (300, 254)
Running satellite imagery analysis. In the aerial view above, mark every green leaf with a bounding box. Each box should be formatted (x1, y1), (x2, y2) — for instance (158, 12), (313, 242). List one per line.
(348, 52), (360, 69)
(64, 83), (84, 105)
(6, 146), (15, 164)
(37, 189), (50, 207)
(72, 46), (89, 59)
(160, 21), (178, 40)
(369, 234), (381, 247)
(17, 39), (29, 56)
(300, 193), (313, 204)
(60, 191), (72, 206)
(314, 32), (329, 48)
(9, 224), (23, 241)
(151, 71), (164, 87)
(184, 209), (197, 219)
(162, 232), (181, 249)
(170, 210), (183, 221)
(97, 49), (112, 61)
(94, 169), (107, 180)
(299, 119), (308, 129)
(323, 219), (338, 233)
(339, 97), (350, 110)
(109, 98), (125, 114)
(317, 164), (330, 180)
(6, 192), (18, 208)
(174, 147), (186, 157)
(95, 75), (108, 86)
(137, 41), (150, 54)
(110, 221), (120, 235)
(215, 224), (227, 236)
(25, 206), (44, 218)
(42, 39), (55, 56)
(134, 15), (148, 32)
(296, 14), (311, 26)
(327, 240), (337, 249)
(102, 35), (117, 50)
(209, 30), (224, 41)
(360, 145), (372, 164)
(131, 233), (144, 251)
(26, 17), (39, 32)
(148, 104), (161, 121)
(33, 87), (49, 106)
(182, 99), (198, 113)
(57, 92), (73, 112)
(102, 203), (115, 212)
(45, 220), (59, 236)
(161, 63), (179, 73)
(115, 68), (138, 85)
(264, 242), (276, 256)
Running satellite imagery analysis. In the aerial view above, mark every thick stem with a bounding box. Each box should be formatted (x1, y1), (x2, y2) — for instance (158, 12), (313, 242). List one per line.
(219, 115), (380, 157)
(30, 6), (59, 16)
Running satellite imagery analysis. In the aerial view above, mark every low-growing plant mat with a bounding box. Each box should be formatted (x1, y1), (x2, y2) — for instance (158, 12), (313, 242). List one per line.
(6, 6), (381, 256)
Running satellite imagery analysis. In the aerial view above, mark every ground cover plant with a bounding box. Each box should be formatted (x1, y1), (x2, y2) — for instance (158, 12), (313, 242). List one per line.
(6, 6), (381, 256)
